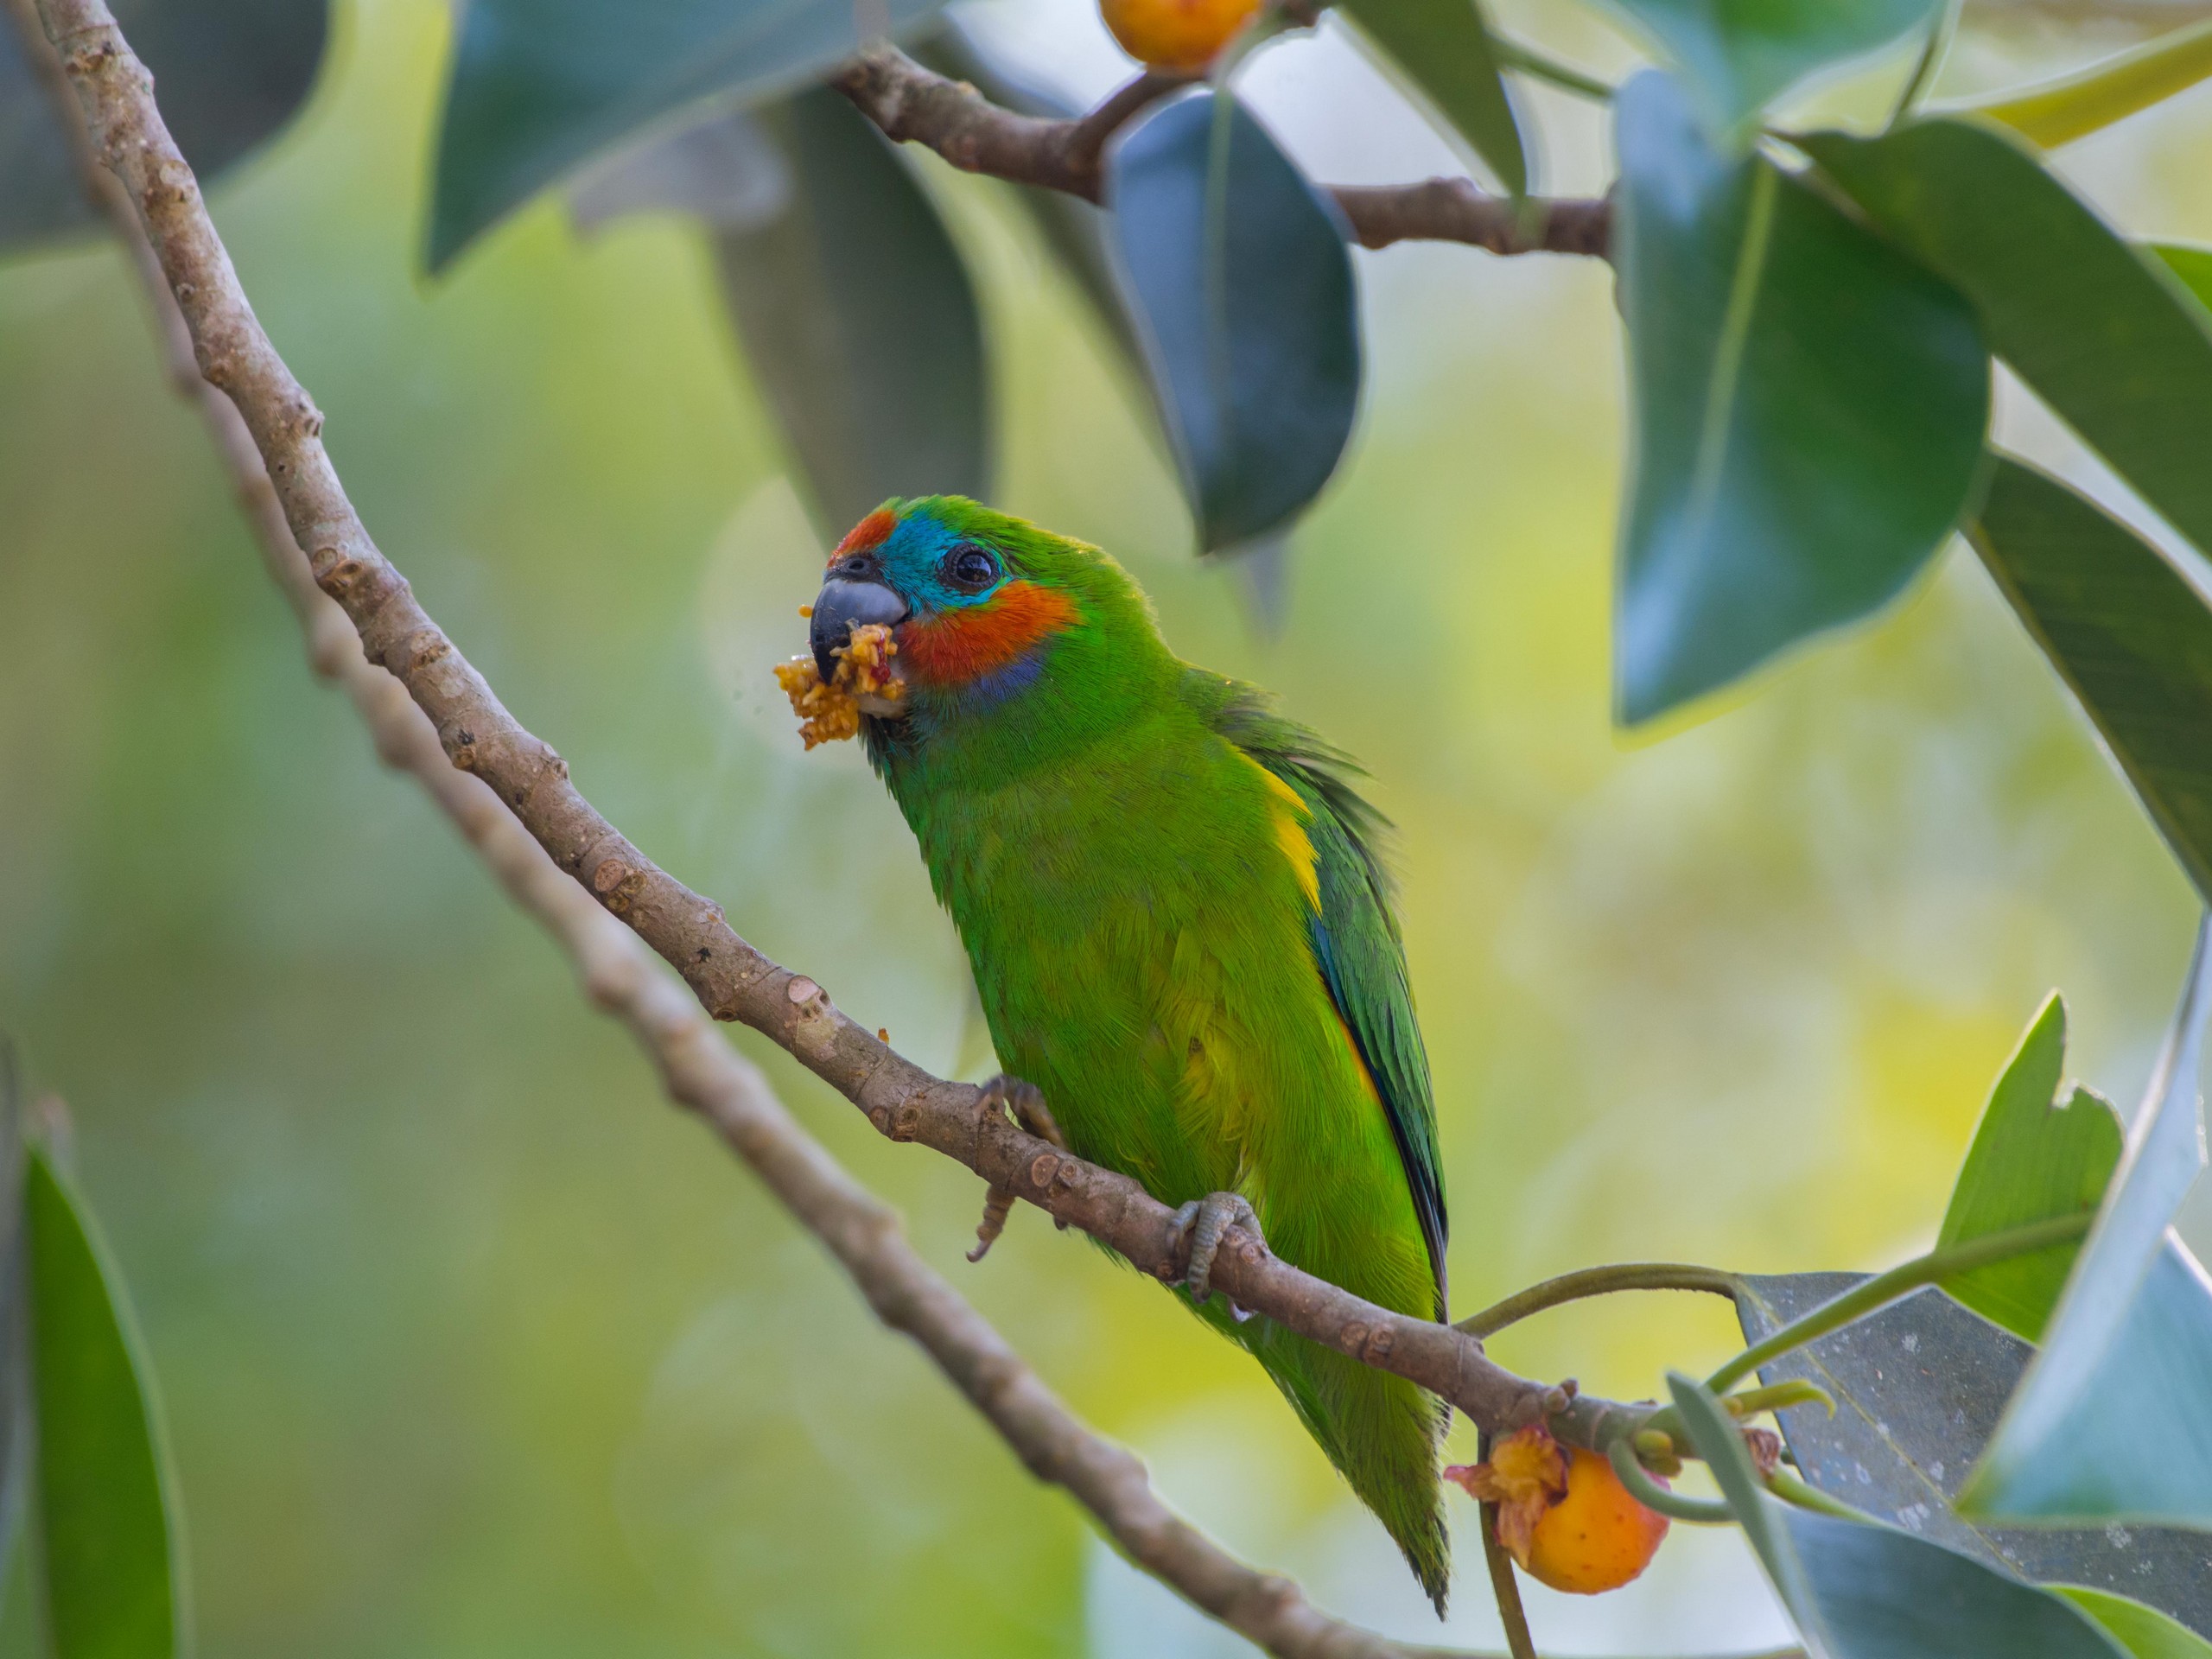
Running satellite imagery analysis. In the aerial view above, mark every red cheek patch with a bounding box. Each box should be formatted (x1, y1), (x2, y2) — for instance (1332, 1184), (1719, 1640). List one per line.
(900, 582), (1079, 685)
(831, 508), (897, 563)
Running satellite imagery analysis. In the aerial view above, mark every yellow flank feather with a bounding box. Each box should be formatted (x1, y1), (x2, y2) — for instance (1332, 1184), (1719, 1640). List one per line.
(1244, 755), (1320, 911)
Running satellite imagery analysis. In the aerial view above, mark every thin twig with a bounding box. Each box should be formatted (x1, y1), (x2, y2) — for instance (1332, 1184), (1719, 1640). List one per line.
(1457, 1263), (1745, 1340)
(25, 0), (1656, 1462)
(4, 5), (1470, 1655)
(1474, 1428), (1538, 1659)
(835, 43), (1612, 257)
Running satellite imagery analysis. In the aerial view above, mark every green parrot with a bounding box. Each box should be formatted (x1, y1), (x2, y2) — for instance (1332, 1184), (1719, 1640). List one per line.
(806, 496), (1452, 1606)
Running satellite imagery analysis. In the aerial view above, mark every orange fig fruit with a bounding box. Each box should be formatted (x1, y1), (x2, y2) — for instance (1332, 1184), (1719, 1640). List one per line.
(1447, 1424), (1669, 1595)
(1099, 0), (1263, 72)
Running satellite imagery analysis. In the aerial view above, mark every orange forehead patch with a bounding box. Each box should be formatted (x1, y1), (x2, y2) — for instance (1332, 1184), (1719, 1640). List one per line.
(901, 582), (1078, 685)
(832, 507), (897, 562)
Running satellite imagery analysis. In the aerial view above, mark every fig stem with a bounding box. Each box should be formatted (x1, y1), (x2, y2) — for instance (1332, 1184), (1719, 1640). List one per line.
(1766, 1467), (1878, 1523)
(1706, 1210), (2092, 1394)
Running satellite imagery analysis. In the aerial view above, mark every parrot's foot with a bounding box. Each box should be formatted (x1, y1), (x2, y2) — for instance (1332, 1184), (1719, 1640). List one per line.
(1169, 1192), (1267, 1310)
(965, 1074), (1067, 1263)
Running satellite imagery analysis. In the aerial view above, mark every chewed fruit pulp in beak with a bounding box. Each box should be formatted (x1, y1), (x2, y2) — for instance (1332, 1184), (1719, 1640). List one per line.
(775, 621), (906, 748)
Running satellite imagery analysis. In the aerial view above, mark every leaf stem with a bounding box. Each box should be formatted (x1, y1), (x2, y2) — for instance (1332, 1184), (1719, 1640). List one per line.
(1606, 1440), (1736, 1523)
(1722, 1379), (1834, 1418)
(1706, 1211), (2092, 1394)
(1765, 1467), (1874, 1523)
(1457, 1262), (1744, 1338)
(1490, 32), (1616, 104)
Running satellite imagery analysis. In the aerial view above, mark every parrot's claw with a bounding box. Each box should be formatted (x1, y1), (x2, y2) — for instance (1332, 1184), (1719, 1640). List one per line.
(966, 1074), (1067, 1263)
(1170, 1192), (1266, 1308)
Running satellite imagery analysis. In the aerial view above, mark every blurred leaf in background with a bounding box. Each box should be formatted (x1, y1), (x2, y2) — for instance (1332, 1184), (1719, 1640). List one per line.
(1337, 0), (1527, 196)
(0, 0), (327, 253)
(25, 1141), (182, 1659)
(1605, 0), (1942, 137)
(1611, 69), (1987, 725)
(429, 0), (951, 270)
(1109, 92), (1359, 552)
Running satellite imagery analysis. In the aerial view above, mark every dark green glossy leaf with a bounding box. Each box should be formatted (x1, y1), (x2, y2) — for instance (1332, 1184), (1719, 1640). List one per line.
(709, 89), (988, 538)
(1937, 995), (2122, 1342)
(1802, 121), (2212, 567)
(1605, 0), (1941, 136)
(1611, 71), (1988, 724)
(1338, 0), (1526, 196)
(1967, 460), (2212, 908)
(1963, 916), (2212, 1524)
(1109, 93), (1360, 553)
(1736, 1274), (2212, 1636)
(2059, 1588), (2212, 1659)
(1, 0), (327, 254)
(1669, 1371), (2128, 1658)
(26, 1143), (179, 1659)
(428, 0), (949, 271)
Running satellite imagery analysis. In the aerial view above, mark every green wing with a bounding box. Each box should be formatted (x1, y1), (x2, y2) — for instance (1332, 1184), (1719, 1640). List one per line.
(1206, 679), (1449, 1315)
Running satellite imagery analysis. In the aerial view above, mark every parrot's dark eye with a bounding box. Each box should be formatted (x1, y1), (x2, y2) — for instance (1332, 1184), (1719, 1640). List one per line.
(944, 544), (1001, 594)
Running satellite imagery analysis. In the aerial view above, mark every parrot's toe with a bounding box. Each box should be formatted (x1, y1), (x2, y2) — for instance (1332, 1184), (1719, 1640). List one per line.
(965, 1073), (1068, 1262)
(1171, 1191), (1265, 1306)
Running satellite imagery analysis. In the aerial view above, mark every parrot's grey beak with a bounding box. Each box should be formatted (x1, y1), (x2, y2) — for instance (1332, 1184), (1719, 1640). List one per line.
(810, 557), (909, 683)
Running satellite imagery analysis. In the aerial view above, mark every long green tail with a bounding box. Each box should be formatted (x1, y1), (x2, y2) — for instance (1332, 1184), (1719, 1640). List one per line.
(1205, 1300), (1452, 1611)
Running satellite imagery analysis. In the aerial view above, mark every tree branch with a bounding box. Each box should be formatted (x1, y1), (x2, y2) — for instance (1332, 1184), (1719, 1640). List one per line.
(834, 43), (1613, 258)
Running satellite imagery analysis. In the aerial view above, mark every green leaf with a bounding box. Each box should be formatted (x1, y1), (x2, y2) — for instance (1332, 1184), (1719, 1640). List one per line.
(2058, 1587), (2212, 1659)
(1962, 914), (2212, 1525)
(1801, 120), (2212, 572)
(1936, 994), (2123, 1342)
(25, 1142), (180, 1659)
(1736, 1274), (2212, 1637)
(1109, 92), (1360, 552)
(1337, 0), (1527, 197)
(1967, 458), (2212, 908)
(1, 0), (328, 255)
(1611, 70), (1988, 724)
(1963, 20), (2212, 150)
(700, 90), (989, 537)
(1603, 0), (1942, 137)
(1668, 1371), (2128, 1658)
(428, 0), (950, 272)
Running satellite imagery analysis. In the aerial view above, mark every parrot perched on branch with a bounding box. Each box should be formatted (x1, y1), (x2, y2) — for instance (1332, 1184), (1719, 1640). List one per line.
(805, 496), (1452, 1606)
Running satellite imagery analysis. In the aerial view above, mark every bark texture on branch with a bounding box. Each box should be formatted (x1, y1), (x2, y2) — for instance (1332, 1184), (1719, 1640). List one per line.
(835, 42), (1614, 258)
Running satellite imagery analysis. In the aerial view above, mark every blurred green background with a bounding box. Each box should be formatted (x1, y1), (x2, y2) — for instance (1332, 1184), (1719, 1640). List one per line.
(5, 1), (2212, 1652)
